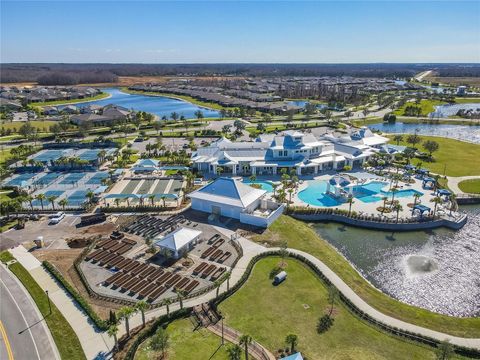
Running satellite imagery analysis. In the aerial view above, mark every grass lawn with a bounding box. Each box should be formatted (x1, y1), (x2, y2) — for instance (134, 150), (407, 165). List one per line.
(0, 120), (57, 133)
(250, 216), (480, 338)
(393, 99), (446, 117)
(30, 92), (110, 107)
(458, 179), (480, 194)
(0, 251), (85, 360)
(388, 135), (480, 177)
(0, 147), (13, 165)
(135, 318), (227, 360)
(454, 97), (480, 104)
(219, 257), (463, 360)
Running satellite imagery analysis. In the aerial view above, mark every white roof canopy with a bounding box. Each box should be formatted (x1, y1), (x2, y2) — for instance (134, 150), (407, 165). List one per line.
(154, 227), (202, 252)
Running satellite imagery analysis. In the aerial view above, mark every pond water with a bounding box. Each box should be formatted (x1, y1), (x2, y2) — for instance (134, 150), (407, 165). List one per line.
(287, 100), (326, 109)
(368, 122), (480, 144)
(313, 205), (480, 317)
(68, 88), (220, 119)
(430, 103), (480, 118)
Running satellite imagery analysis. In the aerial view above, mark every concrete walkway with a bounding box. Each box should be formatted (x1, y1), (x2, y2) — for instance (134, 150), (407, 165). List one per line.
(9, 228), (480, 358)
(447, 175), (480, 195)
(8, 246), (114, 360)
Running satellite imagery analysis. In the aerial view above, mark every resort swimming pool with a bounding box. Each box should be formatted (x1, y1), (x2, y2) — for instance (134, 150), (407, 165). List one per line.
(298, 180), (423, 207)
(242, 179), (275, 193)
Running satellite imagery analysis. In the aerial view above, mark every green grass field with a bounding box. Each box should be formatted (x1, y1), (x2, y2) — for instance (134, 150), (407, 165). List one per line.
(219, 257), (464, 360)
(135, 318), (227, 360)
(250, 216), (480, 338)
(30, 92), (110, 107)
(387, 135), (480, 176)
(454, 97), (480, 104)
(0, 120), (57, 133)
(458, 179), (480, 194)
(0, 252), (85, 360)
(393, 99), (445, 117)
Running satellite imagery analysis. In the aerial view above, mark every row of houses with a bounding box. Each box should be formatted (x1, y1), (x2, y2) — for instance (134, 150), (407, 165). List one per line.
(0, 86), (102, 104)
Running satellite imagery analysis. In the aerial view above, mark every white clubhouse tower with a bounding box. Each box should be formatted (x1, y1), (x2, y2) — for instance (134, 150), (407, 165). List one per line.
(192, 128), (389, 176)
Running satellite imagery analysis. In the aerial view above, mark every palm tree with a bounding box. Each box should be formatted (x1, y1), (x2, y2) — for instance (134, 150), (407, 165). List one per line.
(148, 194), (156, 207)
(35, 193), (46, 211)
(328, 285), (338, 315)
(150, 327), (169, 359)
(390, 188), (398, 205)
(214, 279), (222, 298)
(393, 203), (403, 223)
(287, 188), (294, 209)
(114, 198), (121, 208)
(225, 271), (232, 291)
(239, 334), (252, 360)
(393, 134), (403, 145)
(26, 195), (34, 212)
(86, 190), (95, 205)
(347, 195), (355, 216)
(177, 290), (187, 309)
(285, 334), (298, 354)
(107, 324), (119, 350)
(432, 196), (442, 217)
(163, 298), (172, 316)
(118, 306), (136, 338)
(227, 344), (242, 360)
(59, 198), (68, 211)
(47, 195), (58, 210)
(136, 300), (148, 327)
(411, 193), (421, 215)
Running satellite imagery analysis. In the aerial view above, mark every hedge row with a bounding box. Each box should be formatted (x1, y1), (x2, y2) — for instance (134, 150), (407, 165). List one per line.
(101, 205), (178, 213)
(42, 260), (109, 330)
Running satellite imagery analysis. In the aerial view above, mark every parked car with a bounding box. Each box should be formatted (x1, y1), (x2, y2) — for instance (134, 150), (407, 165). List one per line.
(48, 211), (65, 219)
(49, 213), (65, 225)
(273, 271), (287, 285)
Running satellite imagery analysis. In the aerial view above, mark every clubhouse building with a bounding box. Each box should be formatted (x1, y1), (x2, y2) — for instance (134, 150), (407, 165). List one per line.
(192, 128), (389, 176)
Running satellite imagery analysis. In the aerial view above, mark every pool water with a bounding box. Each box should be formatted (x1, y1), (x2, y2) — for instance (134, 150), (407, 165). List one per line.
(242, 179), (275, 193)
(298, 180), (423, 207)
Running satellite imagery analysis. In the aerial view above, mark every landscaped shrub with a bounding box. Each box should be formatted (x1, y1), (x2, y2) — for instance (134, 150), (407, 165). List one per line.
(42, 260), (109, 330)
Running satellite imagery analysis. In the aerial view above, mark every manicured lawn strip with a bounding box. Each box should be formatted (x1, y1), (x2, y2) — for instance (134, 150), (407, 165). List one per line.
(135, 318), (227, 360)
(0, 252), (86, 360)
(458, 179), (480, 194)
(387, 135), (480, 177)
(30, 92), (110, 107)
(219, 257), (454, 360)
(454, 97), (480, 104)
(250, 216), (480, 338)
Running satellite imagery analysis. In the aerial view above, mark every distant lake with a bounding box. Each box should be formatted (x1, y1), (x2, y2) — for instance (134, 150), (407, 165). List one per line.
(368, 122), (480, 144)
(69, 88), (220, 119)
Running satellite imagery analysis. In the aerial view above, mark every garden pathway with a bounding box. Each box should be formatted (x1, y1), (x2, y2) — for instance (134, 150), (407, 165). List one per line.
(447, 175), (480, 194)
(10, 227), (480, 358)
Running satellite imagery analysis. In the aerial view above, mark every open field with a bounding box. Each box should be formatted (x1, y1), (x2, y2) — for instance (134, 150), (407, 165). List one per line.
(387, 135), (480, 177)
(458, 179), (480, 194)
(135, 318), (227, 360)
(425, 76), (480, 87)
(0, 120), (57, 132)
(219, 256), (465, 360)
(249, 216), (480, 338)
(0, 251), (85, 360)
(393, 99), (446, 117)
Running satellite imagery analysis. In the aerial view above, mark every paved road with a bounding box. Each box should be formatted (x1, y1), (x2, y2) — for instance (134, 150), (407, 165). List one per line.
(0, 265), (59, 360)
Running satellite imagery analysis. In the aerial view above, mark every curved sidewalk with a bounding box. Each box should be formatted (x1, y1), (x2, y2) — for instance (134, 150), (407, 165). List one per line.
(447, 175), (480, 195)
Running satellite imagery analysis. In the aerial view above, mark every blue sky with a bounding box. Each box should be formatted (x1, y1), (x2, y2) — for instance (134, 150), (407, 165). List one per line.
(1, 1), (479, 63)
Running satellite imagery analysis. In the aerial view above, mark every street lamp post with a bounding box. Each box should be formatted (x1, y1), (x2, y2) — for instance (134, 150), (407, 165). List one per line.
(45, 290), (52, 314)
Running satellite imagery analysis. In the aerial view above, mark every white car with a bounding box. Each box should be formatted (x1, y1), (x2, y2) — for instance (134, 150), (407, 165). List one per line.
(48, 211), (65, 219)
(49, 213), (65, 225)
